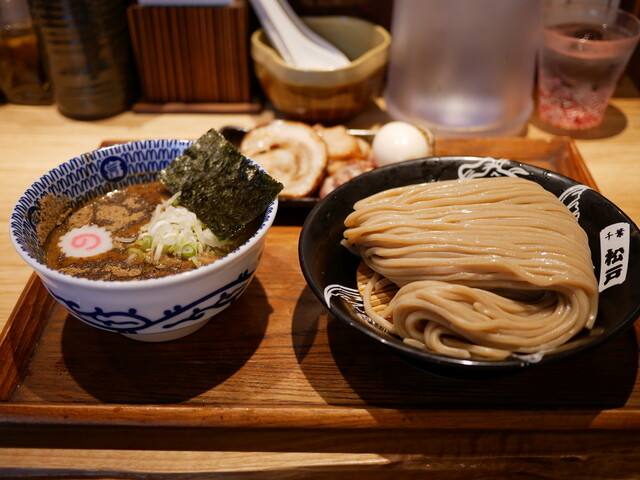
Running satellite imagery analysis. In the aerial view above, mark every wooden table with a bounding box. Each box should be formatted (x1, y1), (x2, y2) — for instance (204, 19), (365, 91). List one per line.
(1, 80), (639, 477)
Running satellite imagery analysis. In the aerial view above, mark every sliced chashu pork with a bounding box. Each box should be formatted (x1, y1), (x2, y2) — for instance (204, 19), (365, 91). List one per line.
(313, 124), (372, 175)
(240, 120), (327, 198)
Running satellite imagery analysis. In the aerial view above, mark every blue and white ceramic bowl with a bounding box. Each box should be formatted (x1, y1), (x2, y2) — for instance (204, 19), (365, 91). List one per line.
(10, 140), (278, 342)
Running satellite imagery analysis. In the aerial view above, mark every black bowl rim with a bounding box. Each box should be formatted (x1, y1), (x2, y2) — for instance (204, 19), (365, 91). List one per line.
(298, 155), (640, 374)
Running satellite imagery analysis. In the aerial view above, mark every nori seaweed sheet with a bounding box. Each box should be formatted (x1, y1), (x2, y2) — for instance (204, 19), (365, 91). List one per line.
(159, 129), (283, 240)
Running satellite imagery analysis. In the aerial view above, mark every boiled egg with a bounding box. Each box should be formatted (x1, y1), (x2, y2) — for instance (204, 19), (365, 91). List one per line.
(372, 121), (432, 167)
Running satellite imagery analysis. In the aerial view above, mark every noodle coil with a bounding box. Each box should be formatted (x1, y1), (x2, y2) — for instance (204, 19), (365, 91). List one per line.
(343, 177), (599, 360)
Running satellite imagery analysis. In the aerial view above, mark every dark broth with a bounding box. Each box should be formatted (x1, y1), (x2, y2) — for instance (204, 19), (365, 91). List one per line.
(44, 181), (249, 281)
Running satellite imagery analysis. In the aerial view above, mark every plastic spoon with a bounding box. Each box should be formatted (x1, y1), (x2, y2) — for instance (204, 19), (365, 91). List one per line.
(249, 0), (351, 70)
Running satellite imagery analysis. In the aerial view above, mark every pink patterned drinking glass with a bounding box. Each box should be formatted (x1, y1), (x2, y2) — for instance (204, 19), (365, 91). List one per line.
(537, 4), (640, 130)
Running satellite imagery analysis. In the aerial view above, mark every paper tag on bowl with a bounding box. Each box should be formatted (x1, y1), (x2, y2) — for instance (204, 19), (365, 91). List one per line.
(599, 222), (630, 292)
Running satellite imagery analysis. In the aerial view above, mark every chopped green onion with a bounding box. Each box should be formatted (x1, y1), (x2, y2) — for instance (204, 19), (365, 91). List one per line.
(135, 235), (152, 250)
(126, 247), (148, 262)
(131, 191), (226, 266)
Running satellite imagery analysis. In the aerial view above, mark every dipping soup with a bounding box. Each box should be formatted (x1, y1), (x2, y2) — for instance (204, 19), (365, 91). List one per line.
(44, 181), (251, 281)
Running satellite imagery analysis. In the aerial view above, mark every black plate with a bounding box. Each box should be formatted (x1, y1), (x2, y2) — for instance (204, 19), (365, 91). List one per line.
(298, 156), (640, 378)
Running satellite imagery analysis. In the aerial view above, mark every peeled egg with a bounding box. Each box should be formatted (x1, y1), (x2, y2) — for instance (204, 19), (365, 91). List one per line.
(372, 121), (432, 167)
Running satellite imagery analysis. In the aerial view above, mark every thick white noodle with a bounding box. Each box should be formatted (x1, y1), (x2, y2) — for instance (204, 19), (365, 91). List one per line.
(344, 177), (599, 360)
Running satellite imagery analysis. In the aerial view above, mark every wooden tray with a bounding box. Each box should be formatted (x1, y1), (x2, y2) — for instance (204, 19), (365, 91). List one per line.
(2, 137), (639, 430)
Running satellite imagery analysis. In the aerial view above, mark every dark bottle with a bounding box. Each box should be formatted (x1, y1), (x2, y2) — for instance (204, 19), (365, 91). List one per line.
(0, 0), (52, 105)
(28, 0), (138, 120)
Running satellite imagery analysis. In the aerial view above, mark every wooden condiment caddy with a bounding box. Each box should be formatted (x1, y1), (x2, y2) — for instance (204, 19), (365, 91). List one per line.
(126, 0), (260, 113)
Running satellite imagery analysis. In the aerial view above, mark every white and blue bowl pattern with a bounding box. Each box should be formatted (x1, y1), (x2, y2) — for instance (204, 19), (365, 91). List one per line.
(10, 140), (278, 342)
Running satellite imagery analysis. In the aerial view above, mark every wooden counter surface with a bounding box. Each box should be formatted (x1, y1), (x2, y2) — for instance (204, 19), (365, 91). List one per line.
(1, 80), (639, 477)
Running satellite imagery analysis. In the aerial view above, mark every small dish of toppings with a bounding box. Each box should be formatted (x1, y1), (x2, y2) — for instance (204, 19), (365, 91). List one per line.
(221, 119), (434, 206)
